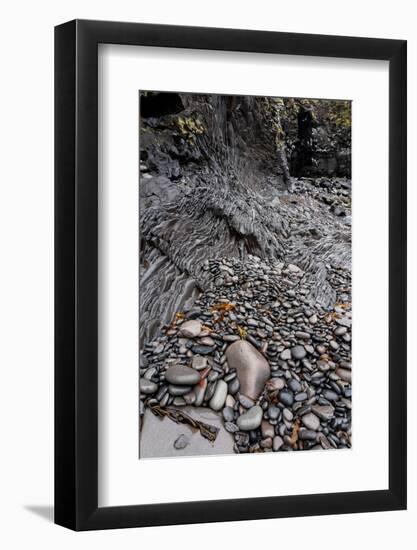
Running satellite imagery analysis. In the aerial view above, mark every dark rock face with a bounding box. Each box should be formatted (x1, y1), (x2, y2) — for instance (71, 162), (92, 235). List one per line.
(140, 93), (291, 187)
(281, 98), (352, 178)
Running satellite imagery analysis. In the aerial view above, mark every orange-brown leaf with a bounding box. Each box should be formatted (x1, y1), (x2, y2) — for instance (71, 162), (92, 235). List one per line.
(289, 418), (301, 448)
(210, 302), (235, 313)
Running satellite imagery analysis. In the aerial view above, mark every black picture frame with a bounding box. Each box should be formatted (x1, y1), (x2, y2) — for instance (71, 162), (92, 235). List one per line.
(55, 19), (407, 531)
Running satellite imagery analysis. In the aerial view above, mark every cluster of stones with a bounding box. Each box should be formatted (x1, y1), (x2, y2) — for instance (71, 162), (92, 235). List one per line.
(140, 255), (351, 454)
(291, 177), (351, 219)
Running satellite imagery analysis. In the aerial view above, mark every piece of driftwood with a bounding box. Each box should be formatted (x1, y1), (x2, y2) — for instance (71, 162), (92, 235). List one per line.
(147, 401), (219, 442)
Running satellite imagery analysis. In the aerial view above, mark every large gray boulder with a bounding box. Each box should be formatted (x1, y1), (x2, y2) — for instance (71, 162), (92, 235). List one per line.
(225, 340), (270, 400)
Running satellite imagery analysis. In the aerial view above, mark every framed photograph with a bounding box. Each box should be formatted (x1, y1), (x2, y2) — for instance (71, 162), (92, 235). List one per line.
(55, 20), (407, 530)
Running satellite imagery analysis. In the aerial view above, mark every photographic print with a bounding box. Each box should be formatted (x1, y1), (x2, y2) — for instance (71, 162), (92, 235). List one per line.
(139, 92), (352, 459)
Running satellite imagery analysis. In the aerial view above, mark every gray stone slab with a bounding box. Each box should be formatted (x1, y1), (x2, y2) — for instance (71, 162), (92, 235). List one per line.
(139, 406), (235, 459)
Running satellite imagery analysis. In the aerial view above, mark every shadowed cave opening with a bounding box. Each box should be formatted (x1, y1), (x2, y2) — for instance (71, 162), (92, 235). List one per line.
(140, 92), (184, 119)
